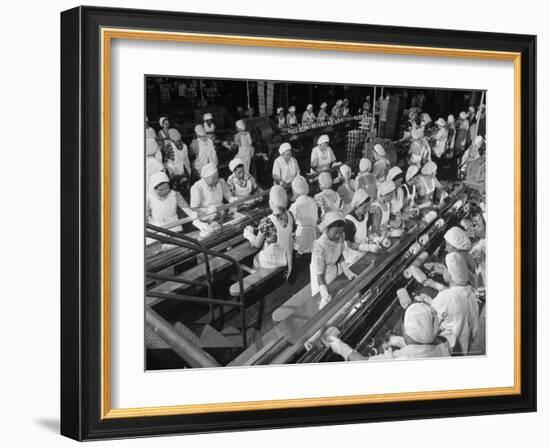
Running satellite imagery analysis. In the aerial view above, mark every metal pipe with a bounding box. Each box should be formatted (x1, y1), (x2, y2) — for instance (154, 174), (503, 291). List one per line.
(145, 307), (220, 368)
(371, 86), (377, 134)
(147, 291), (242, 307)
(146, 272), (205, 288)
(378, 87), (384, 137)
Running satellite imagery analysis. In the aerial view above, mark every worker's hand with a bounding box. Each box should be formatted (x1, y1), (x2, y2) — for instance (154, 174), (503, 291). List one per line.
(243, 225), (255, 243)
(387, 335), (406, 349)
(341, 264), (357, 281)
(206, 205), (217, 215)
(414, 292), (433, 305)
(389, 229), (404, 238)
(359, 242), (380, 253)
(409, 265), (428, 284)
(327, 337), (354, 361)
(319, 285), (331, 309)
(285, 267), (292, 282)
(397, 288), (412, 309)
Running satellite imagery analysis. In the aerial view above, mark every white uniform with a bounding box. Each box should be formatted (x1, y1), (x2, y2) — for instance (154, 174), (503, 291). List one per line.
(257, 212), (293, 269)
(343, 213), (368, 265)
(431, 286), (480, 354)
(370, 200), (391, 230)
(433, 127), (448, 158)
(417, 176), (436, 208)
(310, 145), (336, 171)
(235, 131), (255, 175)
(391, 187), (405, 214)
(165, 141), (191, 177)
(193, 138), (218, 174)
(146, 157), (164, 192)
(289, 195), (318, 254)
(272, 156), (300, 184)
(310, 234), (345, 295)
(189, 178), (226, 210)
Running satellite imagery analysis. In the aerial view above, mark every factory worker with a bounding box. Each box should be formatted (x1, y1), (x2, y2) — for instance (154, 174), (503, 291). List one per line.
(289, 176), (319, 255)
(369, 180), (395, 236)
(272, 142), (300, 186)
(362, 96), (372, 114)
(146, 138), (165, 192)
(432, 117), (448, 158)
(310, 134), (336, 173)
(190, 163), (235, 232)
(372, 143), (391, 169)
(226, 157), (259, 199)
(355, 158), (377, 200)
(409, 128), (431, 167)
(310, 212), (357, 309)
(275, 107), (286, 128)
(190, 124), (218, 177)
(286, 105), (298, 127)
(243, 185), (294, 279)
(317, 102), (329, 122)
(402, 165), (419, 209)
(331, 99), (343, 118)
(302, 104), (316, 125)
(461, 135), (484, 167)
(233, 119), (255, 175)
(145, 115), (157, 140)
(157, 116), (172, 151)
(429, 252), (480, 355)
(314, 172), (342, 217)
(343, 189), (380, 264)
(415, 161), (444, 209)
(341, 98), (350, 117)
(165, 128), (191, 181)
(336, 164), (356, 213)
(327, 302), (450, 361)
(146, 172), (194, 234)
(386, 166), (405, 226)
(454, 111), (469, 151)
(203, 112), (215, 139)
(446, 114), (456, 150)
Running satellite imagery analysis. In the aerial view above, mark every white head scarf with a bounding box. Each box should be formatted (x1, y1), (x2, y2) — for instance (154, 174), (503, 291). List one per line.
(235, 119), (246, 131)
(359, 158), (372, 173)
(291, 176), (309, 196)
(377, 180), (396, 197)
(339, 164), (352, 180)
(444, 226), (472, 251)
(279, 142), (292, 155)
(404, 302), (439, 344)
(318, 172), (332, 189)
(459, 111), (468, 120)
(150, 172), (170, 190)
(405, 165), (420, 182)
(421, 161), (438, 176)
(320, 211), (344, 232)
(269, 185), (288, 210)
(373, 144), (386, 156)
(447, 114), (455, 124)
(386, 166), (403, 182)
(200, 163), (218, 179)
(317, 134), (330, 145)
(436, 118), (446, 126)
(194, 124), (206, 137)
(229, 158), (244, 173)
(320, 102), (327, 109)
(306, 104), (313, 111)
(168, 128), (181, 141)
(159, 117), (168, 127)
(203, 113), (213, 121)
(288, 105), (296, 112)
(350, 188), (370, 209)
(277, 107), (284, 114)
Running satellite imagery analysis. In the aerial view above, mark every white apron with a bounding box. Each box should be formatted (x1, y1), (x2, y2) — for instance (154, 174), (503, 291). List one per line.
(193, 138), (217, 173)
(371, 201), (391, 229)
(290, 196), (318, 254)
(343, 213), (368, 265)
(258, 212), (293, 269)
(233, 177), (253, 198)
(418, 176), (435, 208)
(311, 146), (333, 171)
(310, 237), (343, 295)
(274, 157), (299, 184)
(147, 191), (181, 245)
(402, 184), (416, 207)
(391, 188), (405, 214)
(235, 132), (254, 175)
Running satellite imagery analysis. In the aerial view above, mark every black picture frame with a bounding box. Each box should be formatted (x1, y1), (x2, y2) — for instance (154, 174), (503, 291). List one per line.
(61, 5), (536, 441)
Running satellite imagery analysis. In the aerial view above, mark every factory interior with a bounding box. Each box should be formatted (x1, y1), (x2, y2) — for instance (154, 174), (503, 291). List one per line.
(144, 77), (487, 369)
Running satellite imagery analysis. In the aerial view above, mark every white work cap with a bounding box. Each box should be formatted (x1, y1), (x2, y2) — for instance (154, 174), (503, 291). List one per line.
(378, 180), (396, 197)
(277, 107), (284, 114)
(168, 128), (181, 141)
(235, 119), (246, 131)
(373, 160), (387, 179)
(469, 105), (476, 113)
(317, 134), (330, 145)
(445, 252), (469, 286)
(150, 171), (170, 189)
(459, 111), (468, 120)
(228, 158), (244, 172)
(159, 116), (168, 126)
(320, 211), (345, 232)
(444, 226), (472, 251)
(146, 138), (159, 156)
(436, 117), (446, 126)
(279, 142), (292, 155)
(306, 104), (313, 110)
(318, 172), (333, 189)
(336, 99), (343, 106)
(447, 114), (455, 123)
(421, 161), (438, 176)
(373, 143), (386, 156)
(291, 175), (309, 196)
(203, 113), (213, 121)
(359, 158), (372, 172)
(404, 302), (439, 344)
(269, 185), (288, 208)
(405, 165), (420, 182)
(339, 164), (352, 180)
(200, 162), (218, 179)
(350, 188), (370, 209)
(320, 102), (327, 109)
(194, 124), (206, 137)
(386, 166), (403, 182)
(288, 105), (296, 112)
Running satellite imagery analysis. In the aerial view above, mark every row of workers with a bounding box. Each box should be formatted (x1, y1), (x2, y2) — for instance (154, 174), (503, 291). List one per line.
(274, 98), (356, 128)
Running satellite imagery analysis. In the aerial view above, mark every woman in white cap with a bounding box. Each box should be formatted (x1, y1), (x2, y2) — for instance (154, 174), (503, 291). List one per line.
(343, 189), (380, 265)
(336, 164), (356, 214)
(415, 161), (445, 209)
(331, 100), (343, 118)
(355, 158), (377, 200)
(165, 128), (191, 183)
(446, 114), (456, 151)
(233, 119), (255, 175)
(314, 172), (342, 217)
(190, 163), (234, 229)
(368, 180), (396, 236)
(372, 143), (390, 171)
(454, 111), (469, 152)
(432, 117), (448, 158)
(146, 138), (165, 192)
(272, 142), (300, 186)
(157, 116), (172, 152)
(310, 211), (357, 309)
(275, 107), (286, 128)
(317, 102), (329, 123)
(289, 176), (319, 255)
(327, 302), (450, 361)
(243, 185), (294, 278)
(203, 112), (215, 139)
(310, 134), (336, 173)
(286, 106), (298, 127)
(146, 172), (194, 235)
(190, 124), (218, 178)
(409, 128), (431, 167)
(302, 104), (316, 125)
(402, 165), (420, 211)
(226, 157), (259, 200)
(386, 166), (406, 227)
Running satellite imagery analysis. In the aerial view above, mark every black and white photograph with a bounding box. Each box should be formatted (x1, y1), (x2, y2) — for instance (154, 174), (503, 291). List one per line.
(144, 76), (487, 370)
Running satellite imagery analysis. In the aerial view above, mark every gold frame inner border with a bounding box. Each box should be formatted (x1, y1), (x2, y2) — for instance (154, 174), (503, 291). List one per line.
(100, 27), (522, 419)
